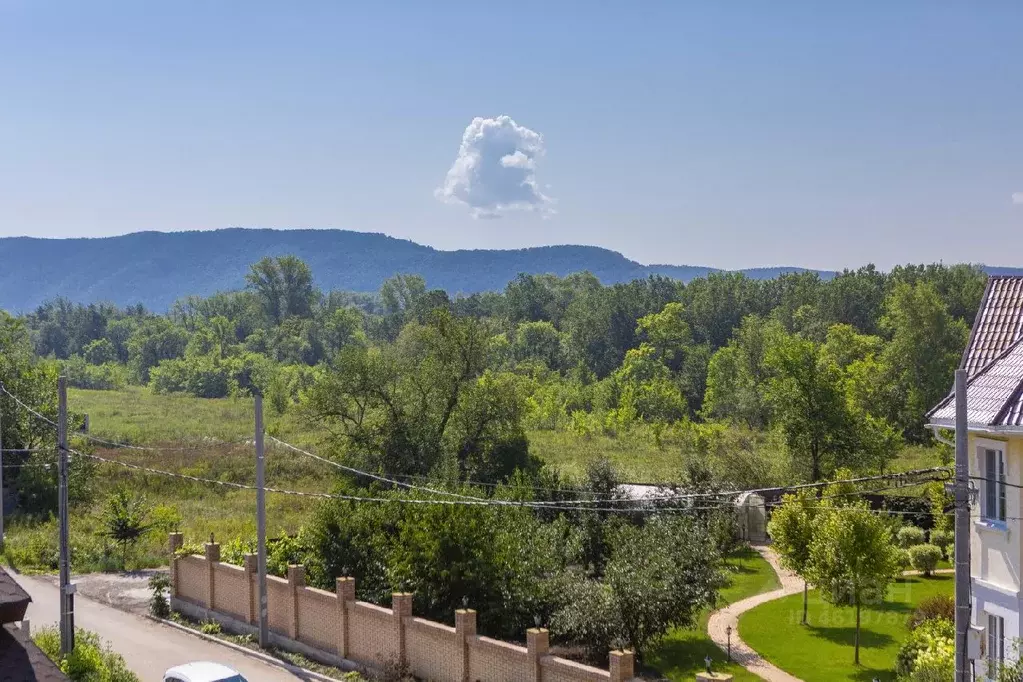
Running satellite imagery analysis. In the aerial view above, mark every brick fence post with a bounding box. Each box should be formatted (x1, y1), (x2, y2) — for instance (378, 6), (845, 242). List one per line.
(455, 609), (476, 682)
(335, 577), (355, 657)
(168, 533), (183, 597)
(287, 565), (305, 640)
(243, 554), (258, 625)
(526, 628), (549, 682)
(204, 542), (220, 610)
(391, 592), (413, 670)
(609, 649), (634, 682)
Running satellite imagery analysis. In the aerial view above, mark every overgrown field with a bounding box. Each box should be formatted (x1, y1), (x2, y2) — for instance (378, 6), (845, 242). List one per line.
(1, 387), (947, 577)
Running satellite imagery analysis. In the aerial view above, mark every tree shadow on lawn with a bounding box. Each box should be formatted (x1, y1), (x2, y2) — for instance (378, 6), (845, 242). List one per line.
(723, 546), (761, 567)
(805, 624), (896, 649)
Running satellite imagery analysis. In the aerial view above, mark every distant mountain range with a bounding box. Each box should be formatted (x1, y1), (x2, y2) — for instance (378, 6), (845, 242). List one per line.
(0, 228), (1016, 312)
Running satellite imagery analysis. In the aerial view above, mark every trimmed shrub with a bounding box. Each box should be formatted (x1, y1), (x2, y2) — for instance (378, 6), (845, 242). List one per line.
(896, 548), (912, 572)
(929, 529), (953, 558)
(895, 618), (953, 677)
(909, 544), (943, 576)
(908, 594), (955, 630)
(897, 525), (927, 549)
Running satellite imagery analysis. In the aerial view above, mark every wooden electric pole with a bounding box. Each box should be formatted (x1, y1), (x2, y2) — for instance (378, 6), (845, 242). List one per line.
(58, 376), (75, 655)
(255, 395), (269, 648)
(954, 369), (970, 682)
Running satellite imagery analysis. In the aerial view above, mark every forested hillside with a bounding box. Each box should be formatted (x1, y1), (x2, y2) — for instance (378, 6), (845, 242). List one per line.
(0, 228), (827, 311)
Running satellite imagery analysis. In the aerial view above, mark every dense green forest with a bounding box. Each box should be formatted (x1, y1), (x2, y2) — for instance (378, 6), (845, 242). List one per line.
(0, 258), (978, 669)
(21, 257), (978, 480)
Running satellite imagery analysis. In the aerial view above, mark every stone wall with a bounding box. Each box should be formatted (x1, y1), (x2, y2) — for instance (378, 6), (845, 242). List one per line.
(168, 533), (635, 682)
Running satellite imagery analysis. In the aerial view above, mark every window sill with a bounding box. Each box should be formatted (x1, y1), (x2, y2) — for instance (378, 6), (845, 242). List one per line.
(976, 520), (1010, 536)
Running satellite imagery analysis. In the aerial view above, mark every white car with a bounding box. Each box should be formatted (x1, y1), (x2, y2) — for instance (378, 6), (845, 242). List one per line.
(163, 661), (248, 682)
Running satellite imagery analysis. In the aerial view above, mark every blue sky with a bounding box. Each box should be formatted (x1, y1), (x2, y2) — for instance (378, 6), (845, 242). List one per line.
(1, 1), (1021, 270)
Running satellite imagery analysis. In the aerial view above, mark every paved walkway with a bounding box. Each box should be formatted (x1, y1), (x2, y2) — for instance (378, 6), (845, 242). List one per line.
(14, 572), (306, 682)
(706, 545), (805, 682)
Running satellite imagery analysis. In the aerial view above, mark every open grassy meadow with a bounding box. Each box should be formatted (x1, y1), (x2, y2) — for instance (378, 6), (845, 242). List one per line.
(2, 387), (949, 577)
(739, 575), (954, 681)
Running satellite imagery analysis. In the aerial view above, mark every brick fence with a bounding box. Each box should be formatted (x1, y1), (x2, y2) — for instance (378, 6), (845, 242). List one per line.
(168, 533), (636, 682)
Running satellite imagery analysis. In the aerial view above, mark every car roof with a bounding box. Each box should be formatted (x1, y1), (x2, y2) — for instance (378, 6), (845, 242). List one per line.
(165, 661), (242, 680)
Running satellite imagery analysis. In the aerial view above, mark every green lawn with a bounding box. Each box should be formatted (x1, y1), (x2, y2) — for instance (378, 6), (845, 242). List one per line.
(740, 575), (954, 681)
(646, 546), (781, 681)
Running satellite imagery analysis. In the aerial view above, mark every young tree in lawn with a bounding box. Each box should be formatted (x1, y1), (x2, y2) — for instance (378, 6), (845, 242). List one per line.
(767, 488), (818, 625)
(805, 503), (901, 665)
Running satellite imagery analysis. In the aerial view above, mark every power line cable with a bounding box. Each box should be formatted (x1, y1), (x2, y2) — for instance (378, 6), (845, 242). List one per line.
(271, 435), (950, 506)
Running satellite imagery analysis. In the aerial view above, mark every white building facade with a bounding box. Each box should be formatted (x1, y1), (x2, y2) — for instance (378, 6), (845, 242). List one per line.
(928, 275), (1023, 677)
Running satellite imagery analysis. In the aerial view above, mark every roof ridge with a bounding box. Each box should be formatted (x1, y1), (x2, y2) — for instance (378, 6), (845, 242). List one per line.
(959, 276), (995, 371)
(992, 376), (1023, 426)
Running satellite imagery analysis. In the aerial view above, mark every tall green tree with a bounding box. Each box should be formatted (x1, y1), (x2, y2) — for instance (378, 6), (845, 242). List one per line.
(805, 503), (902, 665)
(246, 255), (317, 324)
(702, 315), (780, 428)
(880, 281), (969, 440)
(765, 331), (855, 482)
(302, 311), (526, 479)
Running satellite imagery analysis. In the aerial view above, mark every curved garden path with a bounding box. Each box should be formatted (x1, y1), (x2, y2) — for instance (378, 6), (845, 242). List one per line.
(707, 546), (955, 681)
(706, 545), (805, 682)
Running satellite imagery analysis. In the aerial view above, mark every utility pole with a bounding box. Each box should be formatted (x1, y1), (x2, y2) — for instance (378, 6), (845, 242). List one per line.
(954, 369), (970, 682)
(57, 375), (74, 655)
(0, 401), (5, 553)
(255, 394), (269, 648)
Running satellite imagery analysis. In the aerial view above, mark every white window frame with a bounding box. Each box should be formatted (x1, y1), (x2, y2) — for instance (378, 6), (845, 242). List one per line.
(979, 441), (1007, 526)
(988, 613), (1005, 680)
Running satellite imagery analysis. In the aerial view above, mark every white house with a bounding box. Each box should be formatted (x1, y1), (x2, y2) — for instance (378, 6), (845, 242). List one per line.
(927, 275), (1023, 677)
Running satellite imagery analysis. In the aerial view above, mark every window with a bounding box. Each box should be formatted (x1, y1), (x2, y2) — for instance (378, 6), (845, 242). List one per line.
(988, 614), (1005, 678)
(983, 448), (1007, 523)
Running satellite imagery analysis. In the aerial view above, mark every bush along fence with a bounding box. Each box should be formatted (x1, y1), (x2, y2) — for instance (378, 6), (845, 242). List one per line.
(167, 533), (636, 682)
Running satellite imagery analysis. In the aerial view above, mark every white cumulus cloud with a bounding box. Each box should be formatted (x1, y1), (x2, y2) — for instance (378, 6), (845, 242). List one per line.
(436, 115), (553, 218)
(1013, 192), (1023, 205)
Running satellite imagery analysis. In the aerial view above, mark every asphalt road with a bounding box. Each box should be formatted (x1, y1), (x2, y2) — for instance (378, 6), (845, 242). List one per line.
(15, 572), (307, 682)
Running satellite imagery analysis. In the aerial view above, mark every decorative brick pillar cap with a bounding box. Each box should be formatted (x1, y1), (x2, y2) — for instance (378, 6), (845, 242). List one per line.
(392, 592), (413, 617)
(455, 609), (477, 636)
(610, 650), (635, 682)
(204, 542), (221, 562)
(336, 576), (356, 601)
(168, 532), (184, 554)
(242, 554), (258, 572)
(526, 628), (550, 655)
(287, 564), (306, 586)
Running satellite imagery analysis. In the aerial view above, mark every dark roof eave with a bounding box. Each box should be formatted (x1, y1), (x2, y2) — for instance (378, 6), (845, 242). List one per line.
(926, 420), (1023, 434)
